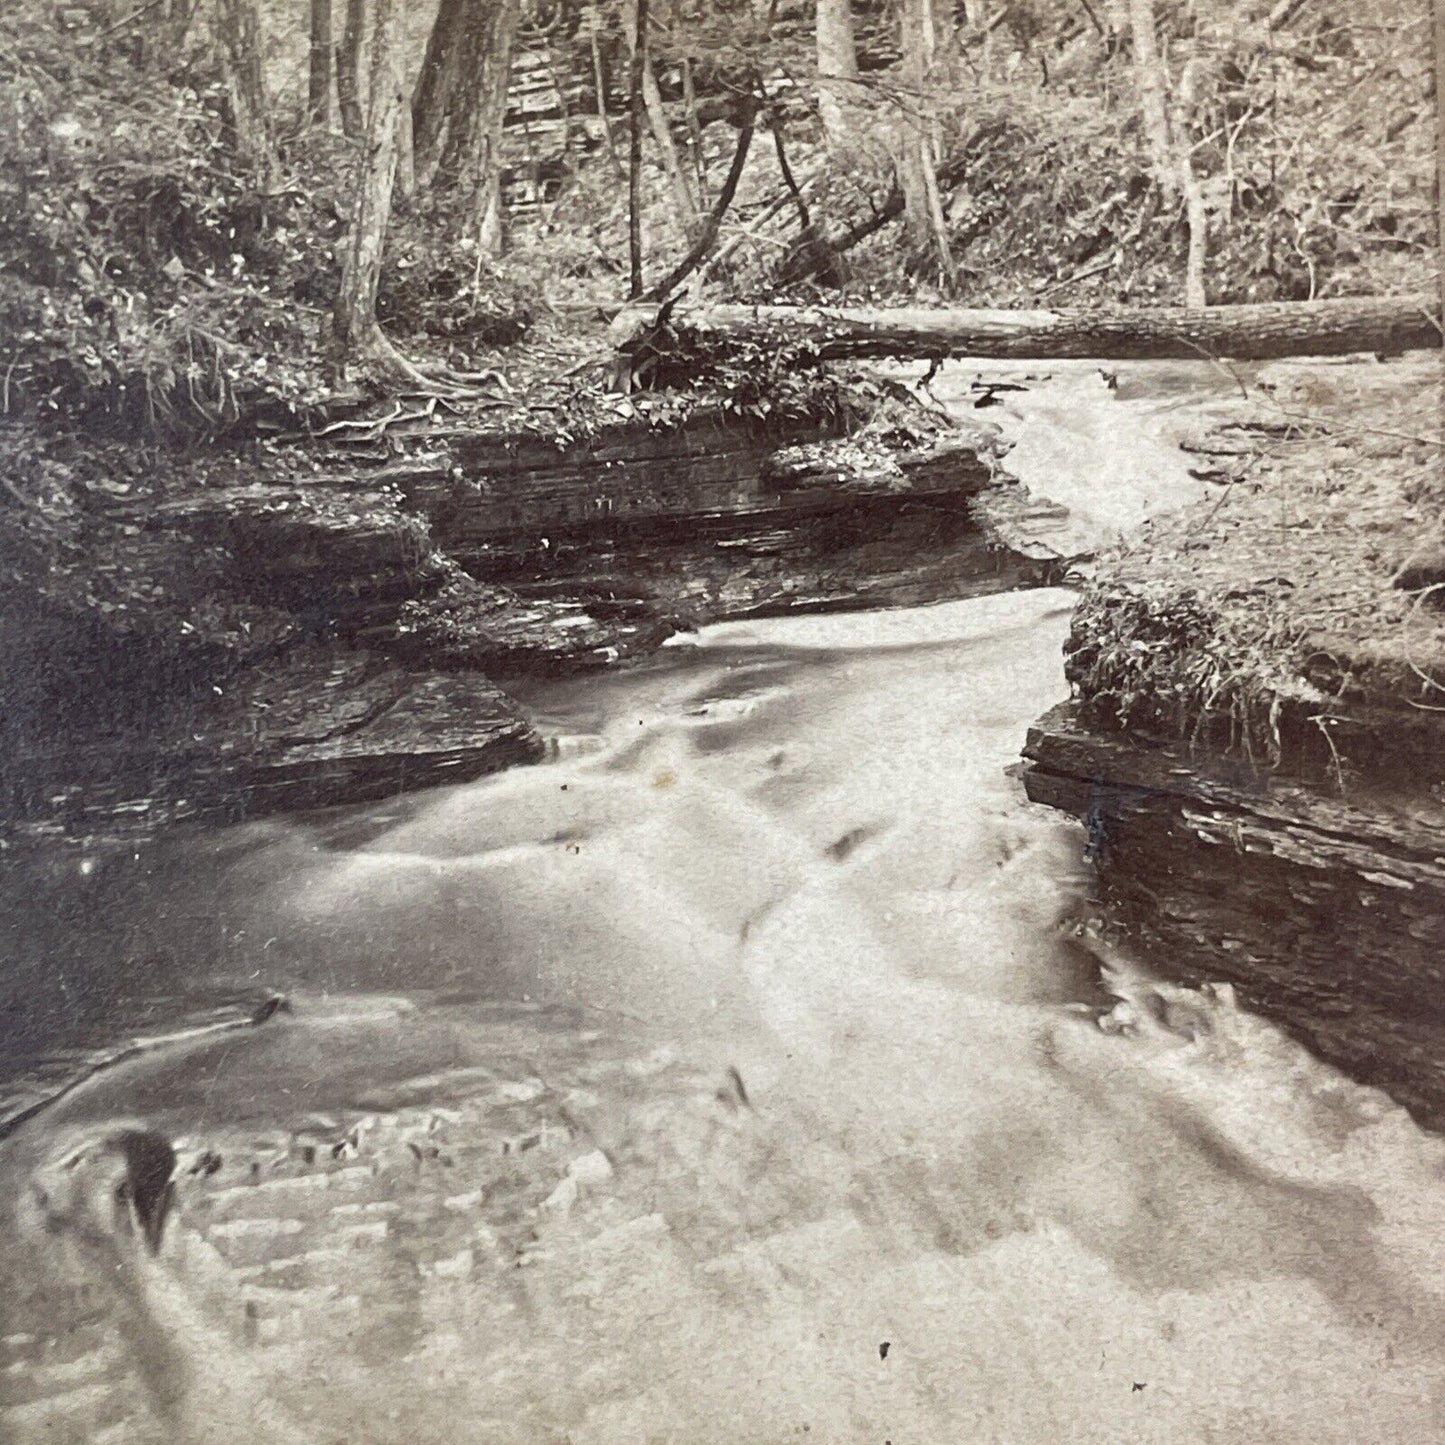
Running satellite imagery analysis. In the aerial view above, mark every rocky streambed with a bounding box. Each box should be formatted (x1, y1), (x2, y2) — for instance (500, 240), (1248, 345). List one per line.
(6, 356), (1445, 1445)
(9, 352), (1445, 1142)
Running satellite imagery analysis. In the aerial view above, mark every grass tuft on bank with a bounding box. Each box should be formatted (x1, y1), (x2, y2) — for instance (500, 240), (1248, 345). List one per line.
(1064, 352), (1445, 782)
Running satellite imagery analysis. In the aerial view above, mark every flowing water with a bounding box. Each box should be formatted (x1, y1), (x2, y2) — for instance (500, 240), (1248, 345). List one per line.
(4, 361), (1445, 1443)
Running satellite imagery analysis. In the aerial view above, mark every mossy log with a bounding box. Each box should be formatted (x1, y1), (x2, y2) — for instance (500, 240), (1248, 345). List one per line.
(613, 296), (1441, 369)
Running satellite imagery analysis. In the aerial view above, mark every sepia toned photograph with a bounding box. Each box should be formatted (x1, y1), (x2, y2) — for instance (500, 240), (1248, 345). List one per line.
(0, 0), (1441, 1439)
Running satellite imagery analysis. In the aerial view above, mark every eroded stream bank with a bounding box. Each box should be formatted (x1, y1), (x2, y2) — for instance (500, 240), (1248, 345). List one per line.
(0, 397), (1040, 843)
(3, 358), (1445, 1443)
(0, 357), (1231, 1123)
(1021, 351), (1445, 1130)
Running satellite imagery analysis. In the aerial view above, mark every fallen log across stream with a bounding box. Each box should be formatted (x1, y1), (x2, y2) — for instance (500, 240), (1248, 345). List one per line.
(612, 295), (1442, 372)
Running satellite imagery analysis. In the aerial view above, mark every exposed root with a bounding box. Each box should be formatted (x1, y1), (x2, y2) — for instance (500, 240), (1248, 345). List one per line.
(342, 324), (511, 401)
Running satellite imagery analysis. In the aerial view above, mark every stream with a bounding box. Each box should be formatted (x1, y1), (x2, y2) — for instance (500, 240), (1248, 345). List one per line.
(4, 361), (1445, 1443)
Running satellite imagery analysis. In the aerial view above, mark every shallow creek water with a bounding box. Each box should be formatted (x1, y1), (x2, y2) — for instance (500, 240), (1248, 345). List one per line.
(4, 361), (1445, 1444)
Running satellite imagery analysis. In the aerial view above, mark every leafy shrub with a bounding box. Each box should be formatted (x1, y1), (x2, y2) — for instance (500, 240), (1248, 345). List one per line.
(0, 4), (342, 438)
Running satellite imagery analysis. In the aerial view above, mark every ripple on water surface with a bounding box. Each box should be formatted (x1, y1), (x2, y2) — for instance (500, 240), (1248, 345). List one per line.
(3, 555), (1445, 1442)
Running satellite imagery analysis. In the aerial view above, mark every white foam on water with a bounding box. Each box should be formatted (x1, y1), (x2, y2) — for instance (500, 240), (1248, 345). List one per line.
(9, 581), (1445, 1443)
(670, 586), (1078, 652)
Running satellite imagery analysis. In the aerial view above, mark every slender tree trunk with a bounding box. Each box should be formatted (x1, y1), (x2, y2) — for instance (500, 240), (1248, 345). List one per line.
(681, 58), (708, 206)
(816, 0), (860, 155)
(970, 0), (995, 77)
(772, 101), (844, 287)
(931, 0), (957, 66)
(622, 0), (697, 227)
(1129, 0), (1209, 303)
(1172, 56), (1208, 307)
(336, 0), (366, 140)
(333, 0), (403, 370)
(642, 90), (760, 302)
(896, 0), (952, 281)
(588, 18), (622, 176)
(1127, 0), (1175, 197)
(1435, 0), (1444, 415)
(396, 96), (416, 202)
(473, 0), (520, 257)
(771, 105), (811, 234)
(627, 0), (648, 297)
(1179, 179), (1208, 306)
(212, 0), (272, 175)
(308, 0), (333, 127)
(432, 0), (520, 255)
(645, 55), (698, 222)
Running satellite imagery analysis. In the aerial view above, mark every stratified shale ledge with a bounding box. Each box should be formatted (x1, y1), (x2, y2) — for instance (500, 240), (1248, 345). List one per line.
(1021, 353), (1445, 1128)
(3, 403), (1054, 843)
(1024, 702), (1445, 1128)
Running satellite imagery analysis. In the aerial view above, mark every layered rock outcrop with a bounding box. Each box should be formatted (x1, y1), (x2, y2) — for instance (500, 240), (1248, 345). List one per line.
(1024, 704), (1445, 1127)
(4, 405), (1050, 841)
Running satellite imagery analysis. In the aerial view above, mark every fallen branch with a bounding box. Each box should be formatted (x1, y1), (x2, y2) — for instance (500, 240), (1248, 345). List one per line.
(642, 91), (761, 303)
(695, 170), (826, 288)
(1037, 257), (1115, 298)
(778, 120), (1012, 286)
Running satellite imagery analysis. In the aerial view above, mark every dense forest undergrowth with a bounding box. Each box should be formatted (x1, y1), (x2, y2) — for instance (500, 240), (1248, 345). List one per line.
(2, 0), (1434, 438)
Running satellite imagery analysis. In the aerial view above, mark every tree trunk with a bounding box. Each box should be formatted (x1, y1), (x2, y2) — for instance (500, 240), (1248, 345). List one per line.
(434, 0), (521, 256)
(212, 0), (272, 174)
(621, 0), (697, 228)
(336, 0), (366, 140)
(681, 59), (707, 205)
(476, 0), (520, 255)
(1435, 0), (1444, 429)
(815, 0), (859, 155)
(644, 54), (698, 224)
(396, 93), (415, 203)
(588, 19), (622, 176)
(1127, 0), (1176, 198)
(1176, 117), (1209, 307)
(333, 0), (403, 371)
(627, 0), (648, 297)
(896, 0), (952, 281)
(412, 0), (467, 170)
(612, 296), (1443, 367)
(1129, 0), (1209, 304)
(771, 102), (845, 287)
(308, 0), (333, 127)
(642, 90), (760, 302)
